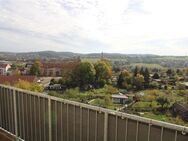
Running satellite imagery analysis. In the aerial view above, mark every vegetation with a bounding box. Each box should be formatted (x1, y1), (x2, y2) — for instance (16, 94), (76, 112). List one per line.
(14, 80), (44, 92)
(2, 51), (188, 127)
(74, 62), (96, 89)
(30, 60), (42, 76)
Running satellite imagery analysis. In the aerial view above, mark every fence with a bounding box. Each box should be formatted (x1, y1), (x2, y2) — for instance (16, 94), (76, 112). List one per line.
(0, 84), (188, 141)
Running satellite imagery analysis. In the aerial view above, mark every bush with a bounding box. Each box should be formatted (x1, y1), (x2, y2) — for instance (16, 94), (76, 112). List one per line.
(95, 80), (106, 88)
(14, 80), (44, 92)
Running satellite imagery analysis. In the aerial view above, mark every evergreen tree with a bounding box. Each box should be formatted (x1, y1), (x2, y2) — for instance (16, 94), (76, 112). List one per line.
(152, 73), (160, 79)
(140, 67), (144, 75)
(134, 66), (138, 76)
(144, 68), (150, 88)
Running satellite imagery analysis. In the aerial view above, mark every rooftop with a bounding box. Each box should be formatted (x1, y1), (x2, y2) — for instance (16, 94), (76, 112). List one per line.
(0, 75), (37, 84)
(0, 64), (9, 68)
(112, 94), (128, 99)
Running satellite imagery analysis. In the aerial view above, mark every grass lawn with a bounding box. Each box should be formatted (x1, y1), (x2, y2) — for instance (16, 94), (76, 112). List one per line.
(90, 98), (122, 110)
(132, 101), (158, 108)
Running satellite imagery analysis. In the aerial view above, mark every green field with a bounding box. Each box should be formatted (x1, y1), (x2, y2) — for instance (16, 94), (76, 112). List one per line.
(130, 63), (165, 69)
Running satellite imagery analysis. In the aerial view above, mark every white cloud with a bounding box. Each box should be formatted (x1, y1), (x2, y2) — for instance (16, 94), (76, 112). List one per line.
(0, 0), (188, 55)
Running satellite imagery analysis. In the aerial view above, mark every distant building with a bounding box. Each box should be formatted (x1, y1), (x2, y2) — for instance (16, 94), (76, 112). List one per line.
(21, 62), (34, 75)
(0, 75), (38, 85)
(171, 103), (188, 122)
(0, 64), (11, 75)
(111, 94), (128, 104)
(41, 60), (80, 77)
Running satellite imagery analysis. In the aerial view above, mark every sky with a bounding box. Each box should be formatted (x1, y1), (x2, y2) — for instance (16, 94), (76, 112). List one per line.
(0, 0), (188, 55)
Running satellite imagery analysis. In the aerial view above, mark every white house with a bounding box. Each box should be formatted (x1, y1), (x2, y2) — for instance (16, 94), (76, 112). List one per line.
(0, 64), (11, 75)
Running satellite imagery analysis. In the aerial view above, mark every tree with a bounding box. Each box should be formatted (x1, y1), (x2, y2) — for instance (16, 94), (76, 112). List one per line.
(95, 60), (112, 81)
(74, 62), (96, 89)
(152, 73), (160, 79)
(104, 95), (113, 108)
(140, 67), (144, 75)
(133, 74), (144, 90)
(11, 64), (17, 70)
(94, 60), (112, 87)
(134, 66), (139, 76)
(156, 97), (169, 109)
(117, 70), (132, 89)
(143, 68), (150, 88)
(30, 60), (42, 76)
(166, 69), (173, 76)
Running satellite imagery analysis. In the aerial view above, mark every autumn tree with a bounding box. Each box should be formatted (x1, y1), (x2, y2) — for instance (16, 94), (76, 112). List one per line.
(95, 60), (112, 87)
(30, 60), (42, 76)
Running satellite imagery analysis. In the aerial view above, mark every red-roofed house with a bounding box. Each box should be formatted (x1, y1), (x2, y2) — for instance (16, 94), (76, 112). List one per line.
(0, 76), (37, 85)
(0, 64), (11, 75)
(42, 63), (63, 76)
(41, 61), (80, 76)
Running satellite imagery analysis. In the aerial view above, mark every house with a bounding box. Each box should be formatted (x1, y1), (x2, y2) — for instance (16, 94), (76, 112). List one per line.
(0, 75), (38, 85)
(42, 63), (62, 76)
(0, 64), (11, 75)
(171, 103), (188, 122)
(111, 94), (129, 104)
(41, 60), (80, 77)
(21, 62), (34, 75)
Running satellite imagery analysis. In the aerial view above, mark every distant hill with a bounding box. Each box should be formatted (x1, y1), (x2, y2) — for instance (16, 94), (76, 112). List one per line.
(0, 51), (188, 68)
(0, 51), (81, 60)
(0, 51), (158, 60)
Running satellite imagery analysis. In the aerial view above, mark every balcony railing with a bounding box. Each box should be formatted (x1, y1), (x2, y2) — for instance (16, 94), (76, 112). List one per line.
(0, 84), (188, 141)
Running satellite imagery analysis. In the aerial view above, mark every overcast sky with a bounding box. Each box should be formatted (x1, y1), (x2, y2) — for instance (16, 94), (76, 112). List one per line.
(0, 0), (188, 55)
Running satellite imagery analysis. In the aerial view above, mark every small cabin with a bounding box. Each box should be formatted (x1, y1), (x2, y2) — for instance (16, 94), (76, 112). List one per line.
(111, 94), (128, 104)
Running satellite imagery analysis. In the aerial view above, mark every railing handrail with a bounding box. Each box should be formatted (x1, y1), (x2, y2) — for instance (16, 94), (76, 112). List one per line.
(0, 84), (188, 133)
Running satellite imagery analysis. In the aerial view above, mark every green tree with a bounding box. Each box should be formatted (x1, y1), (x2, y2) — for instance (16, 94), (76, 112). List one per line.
(156, 97), (170, 109)
(152, 73), (160, 79)
(94, 60), (112, 88)
(30, 60), (42, 76)
(140, 67), (144, 75)
(95, 60), (112, 81)
(117, 70), (132, 89)
(74, 62), (96, 89)
(134, 66), (139, 76)
(144, 68), (150, 88)
(104, 95), (113, 108)
(166, 69), (174, 76)
(133, 74), (144, 90)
